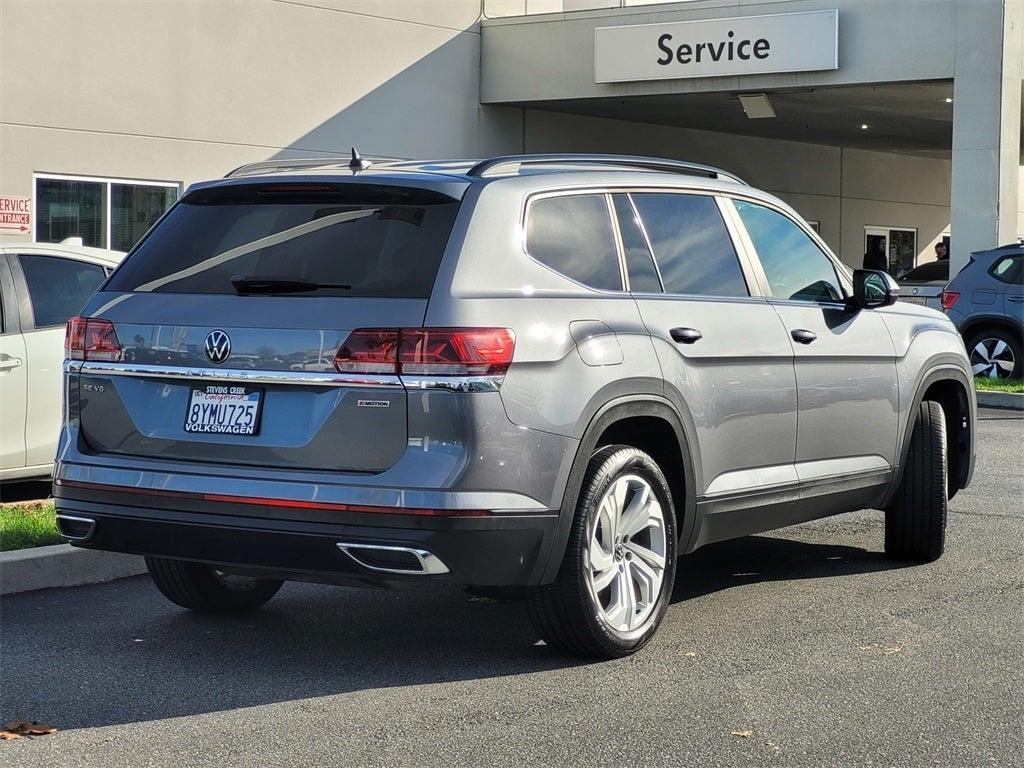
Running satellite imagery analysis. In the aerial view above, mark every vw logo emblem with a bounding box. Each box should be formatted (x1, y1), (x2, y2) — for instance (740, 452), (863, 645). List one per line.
(205, 330), (231, 364)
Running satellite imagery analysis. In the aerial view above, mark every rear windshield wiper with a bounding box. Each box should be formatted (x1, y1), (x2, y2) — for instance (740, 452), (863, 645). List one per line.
(230, 276), (351, 294)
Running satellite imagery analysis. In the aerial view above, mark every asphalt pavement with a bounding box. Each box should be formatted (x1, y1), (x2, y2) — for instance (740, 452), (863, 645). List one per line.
(2, 408), (1021, 767)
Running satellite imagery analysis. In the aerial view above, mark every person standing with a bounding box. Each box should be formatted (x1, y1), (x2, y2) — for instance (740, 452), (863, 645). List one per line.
(934, 241), (949, 260)
(864, 239), (888, 271)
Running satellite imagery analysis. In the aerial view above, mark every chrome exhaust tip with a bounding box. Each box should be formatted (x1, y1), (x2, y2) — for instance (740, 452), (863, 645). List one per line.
(336, 542), (449, 575)
(56, 514), (96, 542)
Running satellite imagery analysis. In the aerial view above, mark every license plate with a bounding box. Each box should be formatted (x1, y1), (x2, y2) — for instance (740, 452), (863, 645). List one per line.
(901, 296), (928, 305)
(184, 385), (262, 435)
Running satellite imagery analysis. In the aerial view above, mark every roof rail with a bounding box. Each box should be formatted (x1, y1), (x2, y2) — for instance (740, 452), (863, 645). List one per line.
(465, 154), (747, 185)
(224, 153), (401, 178)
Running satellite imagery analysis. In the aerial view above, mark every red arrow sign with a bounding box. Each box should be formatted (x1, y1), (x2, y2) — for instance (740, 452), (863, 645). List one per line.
(0, 224), (29, 232)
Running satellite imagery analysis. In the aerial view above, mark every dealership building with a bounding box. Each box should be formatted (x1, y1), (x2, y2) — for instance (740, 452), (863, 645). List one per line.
(1, 0), (1021, 277)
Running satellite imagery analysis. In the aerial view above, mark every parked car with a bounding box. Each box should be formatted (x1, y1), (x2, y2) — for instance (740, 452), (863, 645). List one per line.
(898, 259), (949, 311)
(54, 153), (976, 658)
(0, 239), (125, 483)
(942, 243), (1023, 379)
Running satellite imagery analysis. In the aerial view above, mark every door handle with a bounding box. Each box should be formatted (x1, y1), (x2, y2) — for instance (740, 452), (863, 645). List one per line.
(1008, 296), (1023, 303)
(0, 354), (23, 371)
(791, 329), (817, 344)
(670, 327), (703, 344)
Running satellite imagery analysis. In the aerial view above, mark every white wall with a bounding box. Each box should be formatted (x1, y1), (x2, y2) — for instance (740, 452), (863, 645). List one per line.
(0, 0), (520, 239)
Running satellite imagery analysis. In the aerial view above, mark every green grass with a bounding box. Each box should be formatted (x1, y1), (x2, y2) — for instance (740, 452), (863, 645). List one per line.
(0, 503), (62, 552)
(974, 377), (1024, 394)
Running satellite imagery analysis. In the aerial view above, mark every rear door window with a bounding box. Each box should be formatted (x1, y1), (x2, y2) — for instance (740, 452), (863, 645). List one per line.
(17, 254), (106, 328)
(629, 193), (748, 297)
(526, 194), (623, 291)
(106, 184), (461, 297)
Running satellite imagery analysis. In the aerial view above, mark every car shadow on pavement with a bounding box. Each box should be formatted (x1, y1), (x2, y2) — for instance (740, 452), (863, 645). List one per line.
(672, 534), (906, 603)
(1, 534), (905, 731)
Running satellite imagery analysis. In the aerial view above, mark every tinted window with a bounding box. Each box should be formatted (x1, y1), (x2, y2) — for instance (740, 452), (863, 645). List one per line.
(18, 255), (106, 328)
(734, 200), (843, 303)
(612, 194), (661, 293)
(990, 255), (1022, 284)
(901, 260), (949, 283)
(527, 194), (622, 291)
(630, 193), (747, 297)
(107, 184), (461, 297)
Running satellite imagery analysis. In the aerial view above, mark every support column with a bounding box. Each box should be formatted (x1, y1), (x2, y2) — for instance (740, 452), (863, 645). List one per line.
(950, 0), (1023, 276)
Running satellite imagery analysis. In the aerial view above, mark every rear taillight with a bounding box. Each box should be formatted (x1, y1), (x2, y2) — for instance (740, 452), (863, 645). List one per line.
(334, 328), (515, 379)
(65, 316), (123, 362)
(941, 290), (960, 311)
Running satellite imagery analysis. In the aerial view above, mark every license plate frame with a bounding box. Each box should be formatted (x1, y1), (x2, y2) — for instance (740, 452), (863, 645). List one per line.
(900, 296), (928, 306)
(184, 385), (264, 436)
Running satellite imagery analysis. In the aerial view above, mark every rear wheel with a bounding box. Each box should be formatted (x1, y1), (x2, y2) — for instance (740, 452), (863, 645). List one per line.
(146, 557), (283, 613)
(885, 400), (948, 562)
(528, 445), (677, 659)
(966, 327), (1022, 379)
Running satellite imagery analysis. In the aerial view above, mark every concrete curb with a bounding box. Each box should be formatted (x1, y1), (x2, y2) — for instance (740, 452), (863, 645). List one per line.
(0, 543), (146, 596)
(976, 391), (1024, 410)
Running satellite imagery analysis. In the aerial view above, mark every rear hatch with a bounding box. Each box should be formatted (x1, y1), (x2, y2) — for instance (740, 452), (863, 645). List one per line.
(898, 260), (948, 308)
(73, 179), (463, 473)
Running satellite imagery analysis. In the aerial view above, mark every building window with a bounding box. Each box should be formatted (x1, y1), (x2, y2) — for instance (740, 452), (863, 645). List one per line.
(34, 174), (180, 252)
(864, 226), (918, 279)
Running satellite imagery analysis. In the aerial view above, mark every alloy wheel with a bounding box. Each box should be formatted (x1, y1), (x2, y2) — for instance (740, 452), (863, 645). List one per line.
(586, 474), (668, 635)
(970, 337), (1015, 379)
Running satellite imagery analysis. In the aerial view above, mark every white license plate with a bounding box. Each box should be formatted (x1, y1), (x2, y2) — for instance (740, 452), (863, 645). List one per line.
(901, 296), (928, 305)
(184, 385), (262, 435)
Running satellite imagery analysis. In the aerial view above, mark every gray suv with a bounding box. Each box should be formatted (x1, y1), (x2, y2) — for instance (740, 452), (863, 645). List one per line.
(55, 154), (976, 658)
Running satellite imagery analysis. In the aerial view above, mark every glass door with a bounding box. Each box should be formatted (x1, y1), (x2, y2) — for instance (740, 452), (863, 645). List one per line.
(864, 227), (918, 278)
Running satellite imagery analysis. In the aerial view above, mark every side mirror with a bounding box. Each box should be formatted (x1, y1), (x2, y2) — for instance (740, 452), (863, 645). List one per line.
(852, 269), (899, 309)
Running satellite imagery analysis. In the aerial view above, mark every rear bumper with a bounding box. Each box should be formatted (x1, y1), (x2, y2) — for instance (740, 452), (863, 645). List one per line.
(54, 487), (559, 588)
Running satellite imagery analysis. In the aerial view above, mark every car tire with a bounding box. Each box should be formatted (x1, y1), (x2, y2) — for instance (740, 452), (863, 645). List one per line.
(527, 445), (678, 659)
(966, 326), (1022, 379)
(885, 400), (948, 562)
(146, 557), (283, 613)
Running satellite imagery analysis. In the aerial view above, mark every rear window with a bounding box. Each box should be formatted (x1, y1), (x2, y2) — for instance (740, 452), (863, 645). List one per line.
(900, 260), (948, 283)
(526, 194), (623, 291)
(106, 183), (461, 297)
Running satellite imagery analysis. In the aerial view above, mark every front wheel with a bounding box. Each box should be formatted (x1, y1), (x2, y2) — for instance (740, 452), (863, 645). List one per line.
(528, 445), (678, 659)
(885, 400), (948, 562)
(146, 557), (283, 613)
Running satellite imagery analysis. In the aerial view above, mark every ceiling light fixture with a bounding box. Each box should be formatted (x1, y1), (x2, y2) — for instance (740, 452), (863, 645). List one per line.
(945, 97), (953, 103)
(860, 124), (870, 130)
(738, 93), (776, 120)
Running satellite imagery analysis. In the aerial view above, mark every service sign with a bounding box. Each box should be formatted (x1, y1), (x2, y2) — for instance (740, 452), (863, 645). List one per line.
(595, 10), (838, 83)
(0, 195), (31, 234)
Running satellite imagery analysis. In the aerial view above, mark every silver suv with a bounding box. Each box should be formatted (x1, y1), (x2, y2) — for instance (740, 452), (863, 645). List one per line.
(55, 153), (976, 658)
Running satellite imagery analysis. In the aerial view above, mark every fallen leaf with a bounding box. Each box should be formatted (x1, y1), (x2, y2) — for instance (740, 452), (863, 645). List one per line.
(731, 730), (754, 738)
(1, 721), (57, 739)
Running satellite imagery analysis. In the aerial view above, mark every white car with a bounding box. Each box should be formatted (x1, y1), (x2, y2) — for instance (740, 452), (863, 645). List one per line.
(0, 239), (124, 483)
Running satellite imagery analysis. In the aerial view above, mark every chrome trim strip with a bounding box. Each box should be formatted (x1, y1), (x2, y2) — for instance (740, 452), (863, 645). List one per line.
(77, 361), (401, 388)
(336, 542), (450, 575)
(400, 374), (503, 392)
(56, 514), (96, 542)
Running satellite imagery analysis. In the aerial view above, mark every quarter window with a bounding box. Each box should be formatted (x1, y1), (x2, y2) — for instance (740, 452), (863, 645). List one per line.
(526, 194), (622, 292)
(734, 200), (844, 303)
(990, 255), (1022, 284)
(629, 193), (748, 297)
(17, 255), (106, 328)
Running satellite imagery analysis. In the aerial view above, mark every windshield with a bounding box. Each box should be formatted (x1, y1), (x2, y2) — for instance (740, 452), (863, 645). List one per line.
(106, 184), (461, 298)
